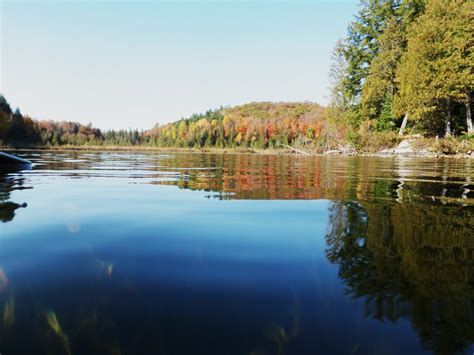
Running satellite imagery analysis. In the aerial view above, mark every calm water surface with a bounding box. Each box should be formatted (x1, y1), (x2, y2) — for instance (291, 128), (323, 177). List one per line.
(0, 151), (473, 355)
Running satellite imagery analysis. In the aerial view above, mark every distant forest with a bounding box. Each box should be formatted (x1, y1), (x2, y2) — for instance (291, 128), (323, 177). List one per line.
(0, 95), (325, 149)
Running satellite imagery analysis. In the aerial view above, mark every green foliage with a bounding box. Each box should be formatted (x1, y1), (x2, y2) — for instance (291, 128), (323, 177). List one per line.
(395, 0), (473, 135)
(361, 17), (405, 120)
(343, 0), (401, 99)
(374, 96), (397, 131)
(349, 129), (400, 152)
(459, 133), (474, 141)
(346, 121), (400, 153)
(331, 0), (472, 139)
(329, 0), (427, 139)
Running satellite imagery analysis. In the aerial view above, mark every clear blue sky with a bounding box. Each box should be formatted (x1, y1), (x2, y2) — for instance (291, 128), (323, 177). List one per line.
(1, 0), (358, 130)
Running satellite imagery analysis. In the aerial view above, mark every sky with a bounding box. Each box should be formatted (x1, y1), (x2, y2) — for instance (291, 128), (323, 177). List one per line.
(0, 0), (358, 130)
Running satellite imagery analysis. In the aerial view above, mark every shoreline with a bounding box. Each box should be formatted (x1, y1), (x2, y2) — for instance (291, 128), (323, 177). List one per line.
(2, 144), (473, 159)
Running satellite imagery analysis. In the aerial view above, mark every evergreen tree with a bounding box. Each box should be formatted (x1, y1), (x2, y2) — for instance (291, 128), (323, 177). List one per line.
(0, 95), (13, 115)
(395, 0), (473, 135)
(0, 95), (11, 142)
(343, 0), (401, 100)
(361, 17), (405, 120)
(9, 108), (25, 142)
(335, 0), (426, 132)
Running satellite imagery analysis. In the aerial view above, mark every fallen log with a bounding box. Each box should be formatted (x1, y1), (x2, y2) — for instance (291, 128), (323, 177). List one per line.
(277, 143), (312, 156)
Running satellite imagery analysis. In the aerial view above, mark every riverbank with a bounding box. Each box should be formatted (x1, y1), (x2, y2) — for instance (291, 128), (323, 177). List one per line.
(2, 135), (473, 158)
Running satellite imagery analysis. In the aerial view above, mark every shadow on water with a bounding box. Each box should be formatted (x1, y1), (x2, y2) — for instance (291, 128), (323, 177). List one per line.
(0, 166), (30, 223)
(0, 151), (473, 354)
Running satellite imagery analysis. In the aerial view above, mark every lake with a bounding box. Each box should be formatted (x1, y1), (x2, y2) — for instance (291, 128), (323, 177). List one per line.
(0, 151), (473, 355)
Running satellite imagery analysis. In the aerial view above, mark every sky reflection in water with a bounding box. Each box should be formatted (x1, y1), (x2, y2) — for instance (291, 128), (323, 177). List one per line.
(0, 151), (473, 355)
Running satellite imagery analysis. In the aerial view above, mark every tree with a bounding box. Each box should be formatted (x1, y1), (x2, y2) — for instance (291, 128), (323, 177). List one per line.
(0, 95), (12, 115)
(342, 0), (401, 100)
(395, 0), (473, 136)
(361, 17), (405, 122)
(331, 0), (426, 135)
(329, 41), (353, 111)
(0, 95), (12, 143)
(9, 108), (25, 143)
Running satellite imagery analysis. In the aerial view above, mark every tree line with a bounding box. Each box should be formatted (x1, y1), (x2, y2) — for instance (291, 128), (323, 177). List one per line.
(0, 96), (325, 149)
(0, 95), (152, 147)
(329, 0), (473, 138)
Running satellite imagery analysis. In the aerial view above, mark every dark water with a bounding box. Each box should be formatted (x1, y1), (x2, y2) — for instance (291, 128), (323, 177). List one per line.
(0, 151), (473, 355)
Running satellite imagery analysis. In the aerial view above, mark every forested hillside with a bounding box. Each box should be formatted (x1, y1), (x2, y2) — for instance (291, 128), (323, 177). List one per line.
(0, 96), (325, 149)
(149, 102), (325, 148)
(329, 0), (473, 139)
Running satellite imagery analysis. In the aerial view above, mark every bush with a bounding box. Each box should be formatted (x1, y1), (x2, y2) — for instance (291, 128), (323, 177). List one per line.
(434, 137), (474, 155)
(349, 129), (400, 153)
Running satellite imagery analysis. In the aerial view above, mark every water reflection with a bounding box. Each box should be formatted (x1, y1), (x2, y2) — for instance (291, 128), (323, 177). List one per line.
(19, 151), (474, 203)
(0, 167), (29, 223)
(152, 154), (473, 204)
(0, 151), (473, 354)
(326, 200), (474, 354)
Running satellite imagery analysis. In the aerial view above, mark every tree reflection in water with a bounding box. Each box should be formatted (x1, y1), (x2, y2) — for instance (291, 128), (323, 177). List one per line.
(326, 199), (474, 354)
(146, 153), (474, 353)
(0, 168), (29, 223)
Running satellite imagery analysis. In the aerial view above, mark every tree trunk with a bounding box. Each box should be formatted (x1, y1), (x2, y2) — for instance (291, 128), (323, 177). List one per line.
(466, 99), (473, 133)
(398, 113), (408, 136)
(444, 110), (451, 138)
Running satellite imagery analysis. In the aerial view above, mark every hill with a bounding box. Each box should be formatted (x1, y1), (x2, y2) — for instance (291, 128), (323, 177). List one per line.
(149, 102), (326, 148)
